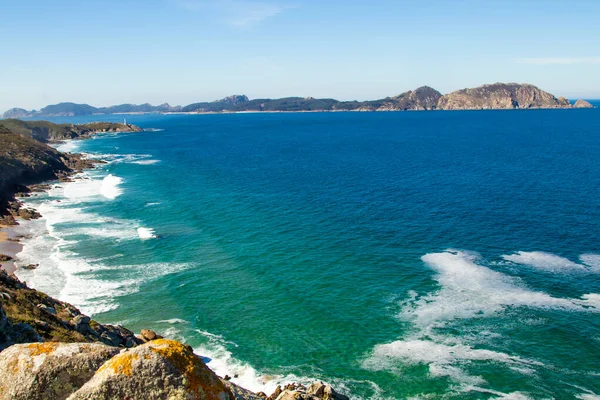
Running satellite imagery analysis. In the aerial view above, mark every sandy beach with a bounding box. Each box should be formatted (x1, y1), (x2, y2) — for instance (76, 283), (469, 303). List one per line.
(0, 224), (22, 274)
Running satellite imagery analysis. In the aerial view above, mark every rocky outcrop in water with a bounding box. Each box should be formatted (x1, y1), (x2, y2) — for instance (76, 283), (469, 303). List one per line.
(437, 83), (572, 110)
(573, 99), (594, 108)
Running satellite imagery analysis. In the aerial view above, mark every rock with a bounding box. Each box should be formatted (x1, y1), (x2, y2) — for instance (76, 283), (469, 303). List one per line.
(268, 385), (283, 400)
(69, 339), (234, 400)
(99, 331), (121, 347)
(307, 382), (326, 397)
(140, 328), (159, 341)
(72, 315), (91, 334)
(0, 254), (13, 262)
(0, 342), (120, 400)
(274, 390), (303, 400)
(437, 83), (572, 110)
(18, 208), (42, 220)
(222, 379), (265, 400)
(21, 264), (39, 270)
(574, 99), (594, 108)
(37, 303), (57, 315)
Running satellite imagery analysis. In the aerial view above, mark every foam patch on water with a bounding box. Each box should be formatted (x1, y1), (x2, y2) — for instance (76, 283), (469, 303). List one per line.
(502, 251), (589, 273)
(131, 159), (161, 165)
(158, 318), (189, 324)
(580, 254), (600, 272)
(363, 339), (540, 386)
(364, 250), (600, 391)
(404, 250), (598, 327)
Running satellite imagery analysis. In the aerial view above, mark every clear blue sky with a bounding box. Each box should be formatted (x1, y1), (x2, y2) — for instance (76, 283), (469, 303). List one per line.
(2, 0), (599, 111)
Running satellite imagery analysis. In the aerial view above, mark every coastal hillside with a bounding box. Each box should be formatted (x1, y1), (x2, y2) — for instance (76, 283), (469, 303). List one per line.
(0, 119), (142, 143)
(4, 83), (593, 117)
(437, 83), (572, 110)
(0, 126), (72, 215)
(3, 102), (181, 118)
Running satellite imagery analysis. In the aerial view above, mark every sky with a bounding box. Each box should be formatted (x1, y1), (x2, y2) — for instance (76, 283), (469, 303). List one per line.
(1, 0), (600, 111)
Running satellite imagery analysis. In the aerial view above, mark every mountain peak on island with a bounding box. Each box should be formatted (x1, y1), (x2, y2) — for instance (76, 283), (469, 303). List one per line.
(437, 82), (572, 110)
(218, 95), (249, 105)
(4, 83), (594, 117)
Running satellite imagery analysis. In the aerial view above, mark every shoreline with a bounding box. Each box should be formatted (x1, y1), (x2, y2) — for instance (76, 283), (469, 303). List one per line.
(0, 224), (23, 275)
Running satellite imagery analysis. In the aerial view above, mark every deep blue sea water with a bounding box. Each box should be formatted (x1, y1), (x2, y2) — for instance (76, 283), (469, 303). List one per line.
(15, 108), (600, 399)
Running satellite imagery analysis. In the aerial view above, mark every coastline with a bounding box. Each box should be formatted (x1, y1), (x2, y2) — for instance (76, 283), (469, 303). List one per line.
(0, 132), (346, 399)
(0, 224), (22, 275)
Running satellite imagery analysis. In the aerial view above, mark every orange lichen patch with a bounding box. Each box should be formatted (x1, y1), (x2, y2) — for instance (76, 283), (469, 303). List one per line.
(27, 342), (60, 356)
(98, 352), (139, 376)
(149, 339), (227, 398)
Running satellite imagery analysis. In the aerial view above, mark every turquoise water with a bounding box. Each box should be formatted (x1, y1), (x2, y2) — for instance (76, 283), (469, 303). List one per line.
(16, 109), (600, 399)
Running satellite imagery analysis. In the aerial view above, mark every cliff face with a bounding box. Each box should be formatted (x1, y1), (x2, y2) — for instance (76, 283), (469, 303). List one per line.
(437, 83), (572, 110)
(0, 127), (70, 212)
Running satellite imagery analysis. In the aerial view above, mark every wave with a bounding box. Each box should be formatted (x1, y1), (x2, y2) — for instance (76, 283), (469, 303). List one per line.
(192, 329), (309, 395)
(137, 227), (157, 240)
(143, 128), (164, 132)
(502, 251), (591, 274)
(363, 249), (600, 392)
(157, 318), (189, 324)
(100, 174), (124, 199)
(131, 159), (161, 165)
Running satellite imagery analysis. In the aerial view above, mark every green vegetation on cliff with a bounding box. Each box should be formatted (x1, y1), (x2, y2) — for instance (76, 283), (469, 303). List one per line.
(0, 119), (142, 142)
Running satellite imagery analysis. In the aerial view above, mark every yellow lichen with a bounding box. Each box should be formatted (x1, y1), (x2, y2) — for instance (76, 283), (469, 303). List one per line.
(27, 342), (60, 356)
(98, 352), (139, 376)
(149, 339), (225, 398)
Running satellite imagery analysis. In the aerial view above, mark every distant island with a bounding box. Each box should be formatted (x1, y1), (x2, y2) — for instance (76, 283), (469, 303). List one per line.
(3, 83), (594, 118)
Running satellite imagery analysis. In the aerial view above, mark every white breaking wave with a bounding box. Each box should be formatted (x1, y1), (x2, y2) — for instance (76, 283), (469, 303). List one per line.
(60, 173), (124, 201)
(192, 330), (309, 396)
(157, 318), (189, 324)
(55, 140), (81, 153)
(137, 227), (157, 240)
(100, 174), (124, 200)
(502, 251), (589, 273)
(131, 159), (160, 165)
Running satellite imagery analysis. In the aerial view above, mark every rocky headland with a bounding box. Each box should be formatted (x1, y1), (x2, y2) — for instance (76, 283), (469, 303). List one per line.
(0, 120), (141, 222)
(4, 83), (595, 116)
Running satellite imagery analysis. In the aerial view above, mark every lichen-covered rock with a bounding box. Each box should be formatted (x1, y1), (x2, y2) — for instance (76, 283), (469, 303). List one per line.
(68, 339), (234, 400)
(0, 342), (121, 400)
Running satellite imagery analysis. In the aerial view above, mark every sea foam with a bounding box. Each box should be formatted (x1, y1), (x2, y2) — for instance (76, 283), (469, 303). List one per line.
(363, 250), (600, 389)
(502, 251), (589, 273)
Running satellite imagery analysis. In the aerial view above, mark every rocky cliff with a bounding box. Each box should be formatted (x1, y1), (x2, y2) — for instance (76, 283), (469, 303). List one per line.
(437, 83), (572, 110)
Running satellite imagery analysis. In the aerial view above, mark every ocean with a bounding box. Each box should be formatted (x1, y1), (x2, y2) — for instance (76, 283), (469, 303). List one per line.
(14, 107), (600, 399)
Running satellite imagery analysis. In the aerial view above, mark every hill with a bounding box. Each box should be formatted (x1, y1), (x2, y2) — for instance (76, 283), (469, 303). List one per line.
(0, 119), (142, 142)
(4, 83), (595, 117)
